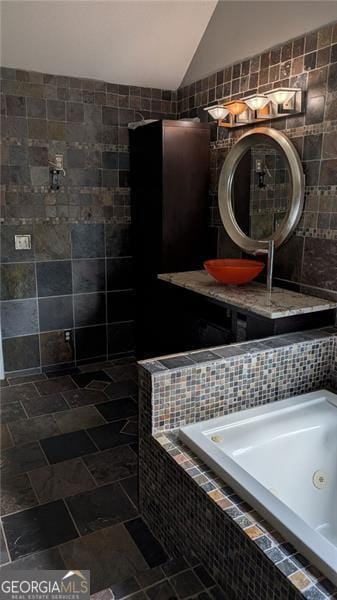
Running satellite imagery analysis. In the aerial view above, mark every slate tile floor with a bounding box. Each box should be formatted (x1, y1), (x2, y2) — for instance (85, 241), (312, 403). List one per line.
(0, 360), (224, 600)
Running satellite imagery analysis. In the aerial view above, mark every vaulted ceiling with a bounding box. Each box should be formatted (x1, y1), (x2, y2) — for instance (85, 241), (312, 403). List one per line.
(0, 0), (217, 90)
(1, 1), (337, 91)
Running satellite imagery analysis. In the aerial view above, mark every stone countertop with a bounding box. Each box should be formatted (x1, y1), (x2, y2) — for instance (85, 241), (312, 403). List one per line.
(158, 270), (337, 319)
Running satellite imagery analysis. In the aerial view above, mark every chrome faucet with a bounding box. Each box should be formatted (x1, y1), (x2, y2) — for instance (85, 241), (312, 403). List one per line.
(253, 240), (275, 292)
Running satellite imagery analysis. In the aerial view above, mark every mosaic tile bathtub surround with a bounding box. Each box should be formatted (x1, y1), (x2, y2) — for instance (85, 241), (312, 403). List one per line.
(138, 328), (337, 599)
(141, 328), (337, 433)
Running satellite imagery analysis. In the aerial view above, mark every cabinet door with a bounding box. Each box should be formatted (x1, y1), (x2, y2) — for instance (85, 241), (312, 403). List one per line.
(162, 124), (210, 272)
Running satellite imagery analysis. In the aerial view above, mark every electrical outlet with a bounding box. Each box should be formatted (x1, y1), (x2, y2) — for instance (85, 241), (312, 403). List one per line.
(64, 330), (72, 342)
(15, 234), (31, 250)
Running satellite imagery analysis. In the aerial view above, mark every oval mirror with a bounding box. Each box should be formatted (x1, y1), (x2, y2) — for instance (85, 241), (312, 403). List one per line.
(218, 127), (305, 253)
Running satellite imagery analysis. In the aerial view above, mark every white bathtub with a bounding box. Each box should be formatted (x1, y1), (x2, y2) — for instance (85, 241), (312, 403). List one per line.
(180, 390), (337, 584)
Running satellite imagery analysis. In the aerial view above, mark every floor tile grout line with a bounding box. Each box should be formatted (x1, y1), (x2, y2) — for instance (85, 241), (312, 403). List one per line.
(0, 521), (13, 564)
(61, 497), (83, 539)
(84, 426), (103, 452)
(79, 456), (100, 489)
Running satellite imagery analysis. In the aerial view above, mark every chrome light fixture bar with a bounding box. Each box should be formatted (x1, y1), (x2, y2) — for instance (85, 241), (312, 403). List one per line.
(204, 87), (303, 128)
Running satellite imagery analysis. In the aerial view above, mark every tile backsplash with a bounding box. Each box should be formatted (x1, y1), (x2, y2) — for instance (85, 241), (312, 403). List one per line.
(0, 68), (176, 373)
(177, 21), (337, 301)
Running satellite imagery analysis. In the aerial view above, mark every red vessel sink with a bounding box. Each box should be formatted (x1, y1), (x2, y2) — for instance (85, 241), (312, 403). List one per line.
(204, 259), (265, 285)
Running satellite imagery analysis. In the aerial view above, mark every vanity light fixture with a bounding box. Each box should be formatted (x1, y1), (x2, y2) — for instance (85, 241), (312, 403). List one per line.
(224, 100), (247, 116)
(265, 87), (296, 106)
(244, 94), (270, 111)
(204, 104), (229, 120)
(204, 87), (303, 129)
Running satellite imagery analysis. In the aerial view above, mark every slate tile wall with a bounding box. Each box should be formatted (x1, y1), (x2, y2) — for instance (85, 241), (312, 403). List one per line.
(177, 21), (337, 301)
(0, 68), (177, 373)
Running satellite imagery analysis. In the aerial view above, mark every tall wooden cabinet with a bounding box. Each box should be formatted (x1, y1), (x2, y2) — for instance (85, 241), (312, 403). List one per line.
(129, 120), (212, 357)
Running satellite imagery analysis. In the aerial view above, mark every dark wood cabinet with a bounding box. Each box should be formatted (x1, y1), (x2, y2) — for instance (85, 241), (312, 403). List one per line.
(129, 120), (213, 357)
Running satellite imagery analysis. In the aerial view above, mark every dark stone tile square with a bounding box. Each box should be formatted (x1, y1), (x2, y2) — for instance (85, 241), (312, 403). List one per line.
(96, 397), (137, 422)
(26, 97), (46, 118)
(36, 261), (72, 297)
(159, 356), (194, 369)
(71, 370), (112, 388)
(38, 295), (74, 332)
(0, 400), (27, 423)
(29, 458), (95, 503)
(188, 351), (220, 363)
(0, 547), (65, 571)
(8, 415), (61, 445)
(34, 223), (71, 261)
(28, 146), (48, 166)
(47, 99), (65, 121)
(124, 517), (168, 568)
(102, 151), (118, 169)
(104, 380), (138, 400)
(6, 95), (26, 117)
(87, 419), (137, 450)
(302, 238), (337, 290)
(73, 259), (106, 293)
(105, 224), (131, 258)
(107, 290), (136, 322)
(1, 263), (36, 300)
(1, 442), (47, 478)
(1, 473), (38, 516)
(2, 499), (78, 559)
(1, 382), (37, 403)
(66, 101), (84, 122)
(62, 387), (108, 408)
(40, 430), (97, 464)
(75, 325), (107, 361)
(3, 335), (40, 373)
(106, 258), (134, 290)
(71, 224), (105, 258)
(170, 569), (204, 597)
(40, 331), (74, 367)
(74, 292), (106, 327)
(66, 482), (138, 535)
(53, 405), (105, 433)
(102, 106), (118, 125)
(303, 134), (323, 161)
(22, 392), (69, 417)
(59, 523), (147, 593)
(84, 445), (138, 485)
(108, 322), (135, 356)
(35, 375), (77, 396)
(1, 299), (38, 338)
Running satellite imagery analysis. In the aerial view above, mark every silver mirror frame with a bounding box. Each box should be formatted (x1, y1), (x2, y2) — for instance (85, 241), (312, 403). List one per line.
(218, 127), (305, 253)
